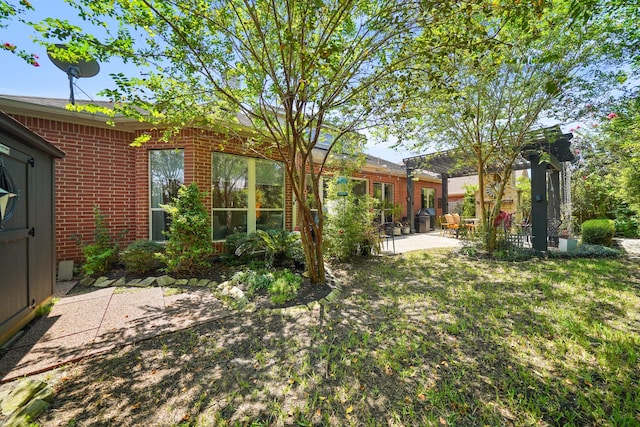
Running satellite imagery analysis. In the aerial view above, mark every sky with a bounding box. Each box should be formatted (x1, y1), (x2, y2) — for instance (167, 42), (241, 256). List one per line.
(1, 0), (418, 164)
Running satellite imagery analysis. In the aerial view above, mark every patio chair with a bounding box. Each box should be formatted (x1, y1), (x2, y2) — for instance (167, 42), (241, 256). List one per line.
(439, 216), (452, 236)
(377, 222), (395, 253)
(444, 213), (460, 237)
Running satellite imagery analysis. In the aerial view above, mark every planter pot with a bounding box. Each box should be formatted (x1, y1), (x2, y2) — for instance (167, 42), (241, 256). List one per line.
(559, 238), (578, 252)
(402, 226), (411, 235)
(393, 227), (402, 236)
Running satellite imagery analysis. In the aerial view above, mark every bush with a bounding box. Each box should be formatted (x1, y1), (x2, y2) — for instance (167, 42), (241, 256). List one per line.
(231, 268), (301, 304)
(268, 269), (302, 305)
(614, 205), (639, 238)
(120, 240), (165, 274)
(324, 177), (378, 262)
(232, 229), (304, 268)
(80, 205), (123, 276)
(161, 183), (213, 274)
(581, 219), (616, 246)
(547, 244), (621, 259)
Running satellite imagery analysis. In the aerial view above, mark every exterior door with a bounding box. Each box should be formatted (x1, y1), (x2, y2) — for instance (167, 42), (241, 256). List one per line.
(0, 147), (33, 329)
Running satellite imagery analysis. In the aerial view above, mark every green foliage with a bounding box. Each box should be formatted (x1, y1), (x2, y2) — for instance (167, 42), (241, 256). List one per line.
(232, 229), (304, 268)
(323, 177), (378, 262)
(461, 184), (477, 218)
(614, 205), (639, 238)
(80, 205), (121, 276)
(547, 243), (621, 259)
(231, 268), (301, 304)
(515, 176), (531, 221)
(268, 269), (302, 305)
(581, 219), (616, 246)
(120, 240), (165, 274)
(161, 183), (212, 274)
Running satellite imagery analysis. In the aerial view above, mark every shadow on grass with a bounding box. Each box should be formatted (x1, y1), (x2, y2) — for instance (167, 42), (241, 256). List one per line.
(36, 250), (639, 426)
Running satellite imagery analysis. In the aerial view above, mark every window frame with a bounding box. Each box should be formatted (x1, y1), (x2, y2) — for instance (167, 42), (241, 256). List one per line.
(211, 152), (285, 241)
(149, 149), (184, 242)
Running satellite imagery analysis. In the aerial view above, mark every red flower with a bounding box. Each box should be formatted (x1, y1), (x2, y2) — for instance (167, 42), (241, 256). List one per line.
(607, 112), (618, 119)
(32, 61), (39, 67)
(3, 42), (16, 51)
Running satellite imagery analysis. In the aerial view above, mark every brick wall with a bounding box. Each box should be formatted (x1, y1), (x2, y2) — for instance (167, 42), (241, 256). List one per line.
(11, 113), (435, 264)
(11, 115), (138, 262)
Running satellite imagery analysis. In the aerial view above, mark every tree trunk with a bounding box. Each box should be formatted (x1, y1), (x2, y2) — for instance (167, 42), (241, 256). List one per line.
(297, 201), (326, 285)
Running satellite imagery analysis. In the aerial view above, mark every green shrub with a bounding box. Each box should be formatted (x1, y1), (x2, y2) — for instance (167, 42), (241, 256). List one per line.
(324, 177), (378, 262)
(233, 229), (304, 268)
(269, 269), (302, 305)
(614, 206), (639, 238)
(231, 268), (301, 304)
(120, 240), (165, 274)
(80, 205), (123, 276)
(581, 218), (616, 246)
(547, 244), (621, 259)
(225, 232), (248, 255)
(82, 244), (118, 276)
(161, 183), (213, 274)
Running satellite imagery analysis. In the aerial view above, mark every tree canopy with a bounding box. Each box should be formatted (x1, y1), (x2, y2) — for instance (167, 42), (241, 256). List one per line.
(30, 0), (467, 283)
(378, 0), (629, 251)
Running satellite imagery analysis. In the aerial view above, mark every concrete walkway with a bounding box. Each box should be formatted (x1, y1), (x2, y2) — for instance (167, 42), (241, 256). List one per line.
(379, 230), (463, 254)
(0, 285), (229, 382)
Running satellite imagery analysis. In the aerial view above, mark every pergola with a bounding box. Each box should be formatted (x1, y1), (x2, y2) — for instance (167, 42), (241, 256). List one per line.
(402, 125), (574, 251)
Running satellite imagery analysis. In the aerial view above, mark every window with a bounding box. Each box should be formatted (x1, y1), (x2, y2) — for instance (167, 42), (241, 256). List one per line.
(212, 153), (284, 240)
(373, 182), (394, 222)
(256, 158), (285, 230)
(150, 149), (184, 241)
(352, 179), (368, 198)
(421, 188), (435, 209)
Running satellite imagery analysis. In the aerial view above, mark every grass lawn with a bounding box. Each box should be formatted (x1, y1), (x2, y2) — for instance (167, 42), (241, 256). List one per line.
(41, 250), (639, 426)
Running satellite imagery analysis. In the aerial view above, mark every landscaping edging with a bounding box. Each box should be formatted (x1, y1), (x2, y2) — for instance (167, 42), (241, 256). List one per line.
(79, 267), (343, 315)
(0, 267), (342, 426)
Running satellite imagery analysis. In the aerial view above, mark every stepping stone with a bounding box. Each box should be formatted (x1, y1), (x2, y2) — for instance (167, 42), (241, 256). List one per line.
(156, 275), (176, 287)
(94, 278), (115, 288)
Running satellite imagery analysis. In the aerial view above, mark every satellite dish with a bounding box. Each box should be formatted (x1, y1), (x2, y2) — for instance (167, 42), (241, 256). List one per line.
(47, 43), (100, 105)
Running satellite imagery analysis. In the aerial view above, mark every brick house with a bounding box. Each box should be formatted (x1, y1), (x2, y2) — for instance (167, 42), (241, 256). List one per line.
(0, 95), (442, 266)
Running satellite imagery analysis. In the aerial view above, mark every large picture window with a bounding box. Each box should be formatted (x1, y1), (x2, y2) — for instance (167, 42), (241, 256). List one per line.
(212, 153), (284, 240)
(150, 149), (184, 241)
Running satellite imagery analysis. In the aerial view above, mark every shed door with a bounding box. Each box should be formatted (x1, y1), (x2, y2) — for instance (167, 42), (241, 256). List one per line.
(0, 147), (33, 329)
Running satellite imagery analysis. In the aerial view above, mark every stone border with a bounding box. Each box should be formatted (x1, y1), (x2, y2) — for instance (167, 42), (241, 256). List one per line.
(0, 378), (54, 426)
(79, 266), (344, 316)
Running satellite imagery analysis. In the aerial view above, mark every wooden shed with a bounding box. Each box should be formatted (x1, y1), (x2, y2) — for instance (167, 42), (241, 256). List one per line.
(0, 112), (64, 346)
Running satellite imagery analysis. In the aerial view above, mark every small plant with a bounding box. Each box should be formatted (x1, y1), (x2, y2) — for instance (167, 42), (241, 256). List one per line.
(231, 268), (301, 304)
(581, 218), (616, 246)
(80, 205), (123, 276)
(160, 183), (213, 274)
(120, 240), (165, 274)
(269, 269), (302, 305)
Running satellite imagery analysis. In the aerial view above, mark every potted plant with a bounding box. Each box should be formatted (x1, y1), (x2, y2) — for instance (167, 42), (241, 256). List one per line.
(391, 203), (404, 236)
(558, 225), (578, 252)
(558, 204), (578, 252)
(401, 220), (411, 235)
